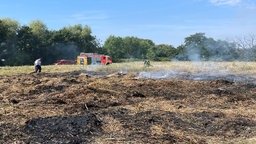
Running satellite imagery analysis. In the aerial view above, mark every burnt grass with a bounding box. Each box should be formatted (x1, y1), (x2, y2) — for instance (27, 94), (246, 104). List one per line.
(0, 71), (256, 144)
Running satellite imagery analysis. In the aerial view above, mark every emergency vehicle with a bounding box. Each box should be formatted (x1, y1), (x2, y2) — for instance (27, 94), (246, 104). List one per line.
(77, 53), (112, 65)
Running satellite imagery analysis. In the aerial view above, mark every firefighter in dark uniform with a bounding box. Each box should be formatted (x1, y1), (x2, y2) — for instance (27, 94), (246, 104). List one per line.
(34, 58), (42, 73)
(144, 60), (151, 67)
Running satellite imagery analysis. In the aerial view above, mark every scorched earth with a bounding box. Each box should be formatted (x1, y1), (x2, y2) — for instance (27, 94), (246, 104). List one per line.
(0, 70), (255, 144)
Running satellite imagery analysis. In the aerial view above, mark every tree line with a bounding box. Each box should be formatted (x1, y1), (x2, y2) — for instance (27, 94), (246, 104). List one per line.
(1, 18), (256, 66)
(0, 18), (98, 66)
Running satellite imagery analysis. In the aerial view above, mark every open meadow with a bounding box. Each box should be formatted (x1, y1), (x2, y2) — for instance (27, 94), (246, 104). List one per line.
(0, 61), (256, 143)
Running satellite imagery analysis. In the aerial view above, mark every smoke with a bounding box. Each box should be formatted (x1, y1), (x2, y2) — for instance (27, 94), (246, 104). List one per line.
(52, 43), (79, 59)
(85, 65), (100, 71)
(186, 44), (202, 61)
(138, 70), (184, 79)
(138, 67), (256, 84)
(137, 42), (248, 83)
(47, 43), (80, 64)
(119, 69), (128, 75)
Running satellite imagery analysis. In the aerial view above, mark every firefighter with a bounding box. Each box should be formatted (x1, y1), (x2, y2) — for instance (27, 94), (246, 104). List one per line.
(144, 60), (151, 67)
(34, 58), (42, 73)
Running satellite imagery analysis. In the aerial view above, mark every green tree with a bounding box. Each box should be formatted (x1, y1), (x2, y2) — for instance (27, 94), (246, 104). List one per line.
(174, 44), (189, 60)
(29, 20), (50, 61)
(54, 24), (97, 53)
(181, 33), (240, 61)
(207, 39), (238, 61)
(184, 33), (209, 61)
(147, 44), (177, 61)
(103, 36), (125, 62)
(79, 25), (98, 53)
(0, 18), (20, 66)
(0, 20), (7, 43)
(15, 26), (35, 65)
(0, 19), (8, 65)
(103, 36), (154, 61)
(123, 37), (154, 59)
(139, 39), (154, 59)
(146, 46), (157, 60)
(29, 20), (48, 38)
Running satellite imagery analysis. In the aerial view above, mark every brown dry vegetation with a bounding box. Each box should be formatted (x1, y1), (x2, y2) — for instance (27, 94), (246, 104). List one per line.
(0, 62), (256, 144)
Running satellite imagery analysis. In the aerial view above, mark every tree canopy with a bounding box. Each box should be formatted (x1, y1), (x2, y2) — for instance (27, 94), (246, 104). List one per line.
(0, 19), (100, 66)
(0, 18), (256, 66)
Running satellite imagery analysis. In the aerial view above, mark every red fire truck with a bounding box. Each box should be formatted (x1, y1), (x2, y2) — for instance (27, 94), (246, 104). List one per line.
(77, 53), (112, 65)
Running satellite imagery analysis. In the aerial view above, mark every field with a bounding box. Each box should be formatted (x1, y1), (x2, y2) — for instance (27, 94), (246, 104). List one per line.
(0, 61), (256, 143)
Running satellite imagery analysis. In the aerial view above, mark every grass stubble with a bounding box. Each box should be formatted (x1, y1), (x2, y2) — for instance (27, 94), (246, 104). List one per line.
(0, 61), (256, 144)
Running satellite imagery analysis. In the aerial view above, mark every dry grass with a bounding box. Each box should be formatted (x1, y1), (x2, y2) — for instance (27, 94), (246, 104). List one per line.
(0, 61), (256, 143)
(101, 115), (123, 132)
(1, 61), (256, 75)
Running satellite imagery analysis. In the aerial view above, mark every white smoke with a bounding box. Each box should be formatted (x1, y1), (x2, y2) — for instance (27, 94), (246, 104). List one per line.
(85, 65), (101, 71)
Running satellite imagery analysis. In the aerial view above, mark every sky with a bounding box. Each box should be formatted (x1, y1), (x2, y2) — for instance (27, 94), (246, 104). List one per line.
(1, 0), (256, 47)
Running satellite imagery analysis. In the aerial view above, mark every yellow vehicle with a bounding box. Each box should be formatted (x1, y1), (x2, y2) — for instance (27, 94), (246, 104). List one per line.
(77, 53), (112, 65)
(77, 55), (88, 65)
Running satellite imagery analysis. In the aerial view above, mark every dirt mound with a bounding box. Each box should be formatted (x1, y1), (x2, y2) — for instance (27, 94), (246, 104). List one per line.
(0, 71), (255, 143)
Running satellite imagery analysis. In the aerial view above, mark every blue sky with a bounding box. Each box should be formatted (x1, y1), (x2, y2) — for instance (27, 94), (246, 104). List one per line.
(1, 0), (256, 47)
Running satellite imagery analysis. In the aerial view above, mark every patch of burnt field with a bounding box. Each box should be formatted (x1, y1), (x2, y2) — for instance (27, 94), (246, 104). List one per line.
(139, 70), (256, 84)
(0, 71), (255, 143)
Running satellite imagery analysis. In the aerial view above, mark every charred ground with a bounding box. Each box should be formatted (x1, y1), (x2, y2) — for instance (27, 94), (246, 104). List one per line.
(0, 70), (256, 143)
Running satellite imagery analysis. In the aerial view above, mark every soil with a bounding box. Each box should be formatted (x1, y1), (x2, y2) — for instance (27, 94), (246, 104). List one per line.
(0, 70), (256, 144)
